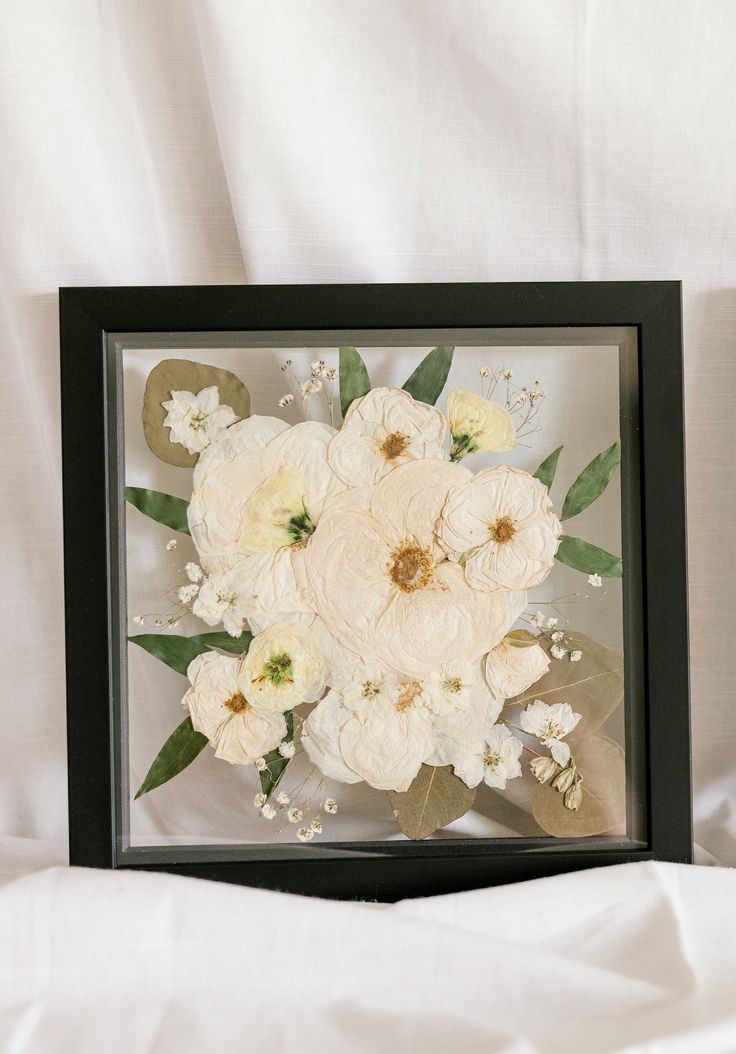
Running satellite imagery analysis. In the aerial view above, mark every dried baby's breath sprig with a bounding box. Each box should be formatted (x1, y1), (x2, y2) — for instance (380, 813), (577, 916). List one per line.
(477, 364), (545, 443)
(279, 354), (337, 425)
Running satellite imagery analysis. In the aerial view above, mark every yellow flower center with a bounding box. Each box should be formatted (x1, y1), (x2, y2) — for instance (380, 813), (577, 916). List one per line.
(442, 676), (463, 694)
(224, 691), (250, 715)
(380, 431), (410, 460)
(489, 515), (516, 544)
(389, 543), (434, 593)
(396, 679), (423, 712)
(482, 750), (501, 769)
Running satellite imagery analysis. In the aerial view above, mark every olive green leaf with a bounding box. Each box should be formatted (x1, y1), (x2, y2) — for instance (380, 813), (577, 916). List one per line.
(125, 487), (190, 534)
(509, 630), (624, 743)
(129, 631), (253, 676)
(505, 629), (539, 648)
(143, 358), (251, 467)
(402, 346), (455, 406)
(555, 535), (623, 577)
(561, 441), (620, 521)
(259, 711), (294, 798)
(532, 735), (626, 837)
(533, 445), (563, 489)
(387, 764), (476, 840)
(339, 346), (371, 417)
(134, 716), (208, 799)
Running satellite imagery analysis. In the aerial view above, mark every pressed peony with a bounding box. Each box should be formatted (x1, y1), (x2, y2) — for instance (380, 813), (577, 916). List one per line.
(182, 652), (285, 765)
(302, 460), (519, 677)
(162, 386), (238, 454)
(327, 386), (448, 486)
(519, 698), (582, 766)
(447, 389), (515, 460)
(484, 635), (550, 699)
(239, 623), (326, 714)
(439, 465), (562, 592)
(453, 723), (524, 790)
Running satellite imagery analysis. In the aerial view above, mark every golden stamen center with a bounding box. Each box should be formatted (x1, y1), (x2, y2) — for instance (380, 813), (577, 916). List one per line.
(389, 543), (434, 593)
(396, 679), (423, 712)
(224, 691), (250, 715)
(489, 515), (516, 545)
(380, 431), (409, 460)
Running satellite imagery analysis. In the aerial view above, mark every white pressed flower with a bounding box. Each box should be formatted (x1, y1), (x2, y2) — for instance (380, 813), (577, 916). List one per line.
(166, 539), (177, 552)
(501, 367), (513, 380)
(530, 611), (545, 628)
(327, 386), (448, 487)
(546, 618), (558, 629)
(552, 765), (576, 793)
(550, 644), (567, 660)
(181, 652), (286, 765)
(297, 826), (314, 841)
(454, 724), (523, 790)
(310, 359), (326, 375)
(153, 618), (164, 626)
(301, 378), (323, 397)
(185, 562), (203, 583)
(278, 740), (296, 758)
(278, 394), (295, 407)
(588, 573), (603, 587)
(162, 386), (238, 454)
(261, 803), (277, 819)
(530, 755), (558, 783)
(178, 583), (199, 604)
(324, 798), (338, 814)
(550, 631), (564, 643)
(240, 623), (326, 714)
(519, 699), (581, 767)
(287, 807), (303, 824)
(484, 636), (550, 699)
(426, 691), (504, 770)
(422, 658), (490, 715)
(192, 570), (253, 637)
(255, 757), (267, 772)
(564, 781), (583, 811)
(447, 389), (516, 461)
(253, 792), (267, 808)
(133, 615), (145, 625)
(302, 460), (520, 677)
(570, 650), (583, 663)
(438, 466), (562, 593)
(301, 691), (363, 785)
(324, 367), (337, 381)
(310, 819), (323, 834)
(276, 791), (290, 805)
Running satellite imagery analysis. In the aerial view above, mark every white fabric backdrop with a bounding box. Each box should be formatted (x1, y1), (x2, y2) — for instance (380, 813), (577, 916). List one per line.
(1, 2), (735, 1050)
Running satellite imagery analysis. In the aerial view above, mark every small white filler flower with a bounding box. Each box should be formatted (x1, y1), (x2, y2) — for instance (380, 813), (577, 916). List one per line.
(519, 699), (581, 766)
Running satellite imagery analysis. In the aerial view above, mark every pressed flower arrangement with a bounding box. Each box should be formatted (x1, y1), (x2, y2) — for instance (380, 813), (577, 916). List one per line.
(127, 345), (627, 843)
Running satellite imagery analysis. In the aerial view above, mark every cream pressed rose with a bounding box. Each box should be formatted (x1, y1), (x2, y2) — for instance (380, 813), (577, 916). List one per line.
(484, 634), (550, 699)
(447, 389), (515, 461)
(327, 386), (448, 486)
(162, 386), (237, 454)
(240, 623), (326, 714)
(182, 652), (286, 765)
(439, 465), (562, 592)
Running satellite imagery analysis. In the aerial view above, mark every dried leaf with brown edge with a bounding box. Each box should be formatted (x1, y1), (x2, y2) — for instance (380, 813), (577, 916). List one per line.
(532, 734), (625, 837)
(143, 358), (251, 467)
(387, 764), (476, 840)
(509, 630), (624, 744)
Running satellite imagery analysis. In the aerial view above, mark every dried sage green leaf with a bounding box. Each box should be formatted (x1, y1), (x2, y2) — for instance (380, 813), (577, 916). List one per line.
(135, 716), (208, 799)
(259, 711), (294, 798)
(339, 346), (371, 417)
(125, 487), (190, 534)
(533, 445), (563, 489)
(509, 630), (624, 743)
(532, 735), (625, 837)
(561, 441), (620, 521)
(505, 629), (538, 648)
(129, 630), (252, 676)
(401, 346), (454, 406)
(555, 535), (623, 577)
(143, 358), (251, 467)
(387, 764), (475, 840)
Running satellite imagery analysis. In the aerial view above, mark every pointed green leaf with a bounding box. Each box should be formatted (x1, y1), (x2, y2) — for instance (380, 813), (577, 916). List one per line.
(259, 711), (294, 798)
(561, 441), (620, 521)
(533, 445), (563, 489)
(338, 346), (371, 417)
(125, 487), (190, 534)
(129, 631), (252, 676)
(135, 716), (208, 799)
(555, 535), (622, 577)
(402, 346), (454, 405)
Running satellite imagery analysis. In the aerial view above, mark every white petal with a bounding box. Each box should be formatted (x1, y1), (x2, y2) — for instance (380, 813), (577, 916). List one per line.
(301, 692), (363, 784)
(550, 740), (571, 766)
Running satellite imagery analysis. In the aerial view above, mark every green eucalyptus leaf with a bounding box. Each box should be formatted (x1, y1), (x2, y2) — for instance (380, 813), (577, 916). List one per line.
(259, 711), (294, 798)
(402, 346), (454, 406)
(387, 764), (475, 840)
(134, 716), (208, 799)
(533, 445), (563, 489)
(339, 346), (371, 417)
(125, 487), (190, 534)
(555, 536), (623, 577)
(129, 631), (252, 675)
(561, 441), (620, 521)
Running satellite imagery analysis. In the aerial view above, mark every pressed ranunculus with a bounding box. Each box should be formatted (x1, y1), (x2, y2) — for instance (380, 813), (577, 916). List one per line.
(447, 389), (515, 461)
(182, 651), (285, 765)
(239, 623), (326, 714)
(439, 465), (562, 592)
(327, 386), (448, 486)
(453, 723), (523, 790)
(484, 634), (550, 699)
(162, 386), (237, 454)
(302, 460), (519, 677)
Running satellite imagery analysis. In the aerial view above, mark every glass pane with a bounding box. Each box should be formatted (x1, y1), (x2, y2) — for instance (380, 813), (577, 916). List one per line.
(110, 329), (644, 860)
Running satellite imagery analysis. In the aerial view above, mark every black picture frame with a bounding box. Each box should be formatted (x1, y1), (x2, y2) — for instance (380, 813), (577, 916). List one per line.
(59, 281), (690, 901)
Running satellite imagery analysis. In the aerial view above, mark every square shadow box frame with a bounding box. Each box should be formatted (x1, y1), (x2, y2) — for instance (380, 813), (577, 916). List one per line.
(60, 282), (691, 901)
